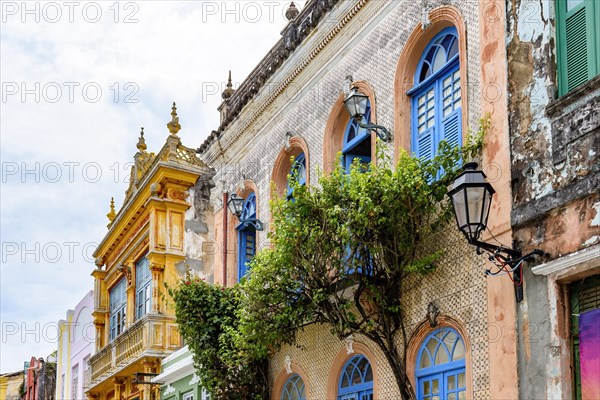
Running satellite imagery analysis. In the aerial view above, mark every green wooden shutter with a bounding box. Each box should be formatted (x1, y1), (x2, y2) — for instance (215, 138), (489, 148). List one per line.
(557, 0), (599, 95)
(565, 5), (589, 91)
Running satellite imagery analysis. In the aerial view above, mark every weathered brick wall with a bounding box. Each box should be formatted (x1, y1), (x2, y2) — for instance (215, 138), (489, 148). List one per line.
(270, 226), (490, 399)
(507, 0), (600, 253)
(506, 2), (600, 399)
(202, 0), (493, 397)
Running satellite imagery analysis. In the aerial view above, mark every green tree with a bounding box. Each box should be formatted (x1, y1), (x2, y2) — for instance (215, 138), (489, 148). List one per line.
(239, 128), (485, 399)
(167, 279), (269, 399)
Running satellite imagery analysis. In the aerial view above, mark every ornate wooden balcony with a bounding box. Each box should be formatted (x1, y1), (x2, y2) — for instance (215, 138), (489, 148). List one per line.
(87, 314), (181, 389)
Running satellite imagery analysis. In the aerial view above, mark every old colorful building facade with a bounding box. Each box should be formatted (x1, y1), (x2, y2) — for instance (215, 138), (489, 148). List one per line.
(507, 0), (600, 399)
(83, 0), (599, 399)
(86, 105), (214, 400)
(55, 290), (95, 400)
(197, 0), (522, 398)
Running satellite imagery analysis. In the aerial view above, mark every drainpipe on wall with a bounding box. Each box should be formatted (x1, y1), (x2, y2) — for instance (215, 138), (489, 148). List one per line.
(223, 191), (228, 287)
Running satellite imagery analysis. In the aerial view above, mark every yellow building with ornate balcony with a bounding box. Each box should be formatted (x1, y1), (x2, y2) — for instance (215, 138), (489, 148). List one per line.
(86, 104), (215, 400)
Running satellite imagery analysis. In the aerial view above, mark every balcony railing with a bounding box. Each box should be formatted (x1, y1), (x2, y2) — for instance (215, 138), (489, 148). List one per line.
(88, 314), (180, 387)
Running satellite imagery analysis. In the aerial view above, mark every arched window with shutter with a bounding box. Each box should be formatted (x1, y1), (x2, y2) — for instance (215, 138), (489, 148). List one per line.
(237, 193), (257, 281)
(281, 374), (306, 400)
(286, 153), (307, 201)
(342, 101), (372, 173)
(416, 327), (467, 400)
(408, 27), (461, 161)
(337, 354), (374, 400)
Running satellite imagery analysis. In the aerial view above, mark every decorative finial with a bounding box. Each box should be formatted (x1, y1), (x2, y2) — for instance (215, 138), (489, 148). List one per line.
(136, 127), (147, 151)
(285, 1), (299, 21)
(106, 197), (116, 227)
(167, 102), (181, 135)
(344, 75), (354, 95)
(222, 71), (235, 100)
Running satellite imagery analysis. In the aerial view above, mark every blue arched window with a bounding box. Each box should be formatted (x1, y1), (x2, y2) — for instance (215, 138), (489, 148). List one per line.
(286, 153), (307, 201)
(342, 101), (372, 173)
(416, 327), (467, 400)
(408, 27), (461, 161)
(281, 374), (306, 400)
(237, 193), (257, 281)
(337, 354), (374, 400)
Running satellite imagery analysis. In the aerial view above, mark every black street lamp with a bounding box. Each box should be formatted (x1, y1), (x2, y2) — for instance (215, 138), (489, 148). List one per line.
(227, 193), (264, 231)
(447, 163), (544, 302)
(343, 87), (392, 142)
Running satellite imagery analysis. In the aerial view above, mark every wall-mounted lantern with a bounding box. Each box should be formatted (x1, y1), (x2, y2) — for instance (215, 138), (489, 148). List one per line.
(227, 193), (264, 231)
(343, 87), (392, 142)
(447, 163), (545, 302)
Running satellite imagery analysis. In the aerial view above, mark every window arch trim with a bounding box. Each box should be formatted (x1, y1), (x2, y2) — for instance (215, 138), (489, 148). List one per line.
(272, 363), (311, 400)
(281, 373), (306, 400)
(406, 315), (473, 400)
(327, 342), (379, 399)
(410, 27), (459, 89)
(271, 136), (310, 200)
(337, 354), (374, 396)
(323, 81), (377, 174)
(393, 6), (468, 161)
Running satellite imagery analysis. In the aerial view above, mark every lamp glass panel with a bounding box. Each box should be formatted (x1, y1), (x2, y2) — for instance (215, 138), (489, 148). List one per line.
(227, 195), (243, 216)
(344, 96), (357, 118)
(466, 186), (485, 227)
(451, 190), (468, 228)
(356, 94), (369, 118)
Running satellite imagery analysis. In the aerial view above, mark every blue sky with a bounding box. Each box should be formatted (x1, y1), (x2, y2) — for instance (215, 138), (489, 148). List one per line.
(1, 0), (296, 373)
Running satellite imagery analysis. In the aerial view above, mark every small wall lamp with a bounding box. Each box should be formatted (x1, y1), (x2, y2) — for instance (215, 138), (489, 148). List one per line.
(343, 87), (392, 142)
(447, 163), (545, 302)
(226, 193), (264, 231)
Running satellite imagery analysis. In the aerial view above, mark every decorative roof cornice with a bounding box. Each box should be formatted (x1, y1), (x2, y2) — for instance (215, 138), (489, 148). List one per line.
(198, 0), (351, 154)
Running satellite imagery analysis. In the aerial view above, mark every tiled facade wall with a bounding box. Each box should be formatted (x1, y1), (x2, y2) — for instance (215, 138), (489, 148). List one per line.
(204, 0), (493, 398)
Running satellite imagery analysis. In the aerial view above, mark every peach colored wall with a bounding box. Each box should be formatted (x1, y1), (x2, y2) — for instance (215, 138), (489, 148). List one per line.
(478, 1), (519, 399)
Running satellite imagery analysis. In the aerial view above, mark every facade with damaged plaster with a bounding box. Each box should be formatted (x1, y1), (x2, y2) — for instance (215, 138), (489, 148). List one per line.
(85, 105), (215, 400)
(197, 0), (524, 398)
(506, 0), (599, 398)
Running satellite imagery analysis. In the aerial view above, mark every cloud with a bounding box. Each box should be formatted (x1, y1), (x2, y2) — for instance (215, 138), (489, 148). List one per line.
(1, 0), (293, 372)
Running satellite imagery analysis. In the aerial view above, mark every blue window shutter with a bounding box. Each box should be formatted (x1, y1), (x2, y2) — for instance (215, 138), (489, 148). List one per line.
(416, 127), (434, 161)
(238, 229), (256, 280)
(441, 109), (461, 148)
(410, 28), (462, 161)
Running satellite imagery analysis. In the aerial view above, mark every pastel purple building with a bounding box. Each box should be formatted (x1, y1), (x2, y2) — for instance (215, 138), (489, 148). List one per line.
(55, 290), (95, 400)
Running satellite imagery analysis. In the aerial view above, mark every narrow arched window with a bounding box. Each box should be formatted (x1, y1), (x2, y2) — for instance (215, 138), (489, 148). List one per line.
(237, 193), (257, 281)
(408, 27), (461, 161)
(337, 354), (374, 400)
(135, 255), (151, 319)
(281, 374), (306, 400)
(286, 153), (307, 201)
(342, 101), (372, 173)
(416, 327), (467, 400)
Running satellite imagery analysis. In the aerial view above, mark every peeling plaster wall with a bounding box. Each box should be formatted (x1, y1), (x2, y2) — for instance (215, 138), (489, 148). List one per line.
(179, 172), (216, 283)
(507, 1), (600, 399)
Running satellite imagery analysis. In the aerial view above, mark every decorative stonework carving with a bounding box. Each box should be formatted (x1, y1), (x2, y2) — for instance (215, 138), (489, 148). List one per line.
(427, 302), (440, 327)
(284, 355), (293, 374)
(119, 264), (132, 286)
(345, 335), (355, 355)
(198, 0), (361, 154)
(168, 189), (187, 201)
(189, 373), (200, 385)
(164, 384), (175, 395)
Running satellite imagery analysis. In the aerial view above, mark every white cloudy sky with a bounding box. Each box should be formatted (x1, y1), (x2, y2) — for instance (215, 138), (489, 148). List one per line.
(0, 0), (298, 373)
